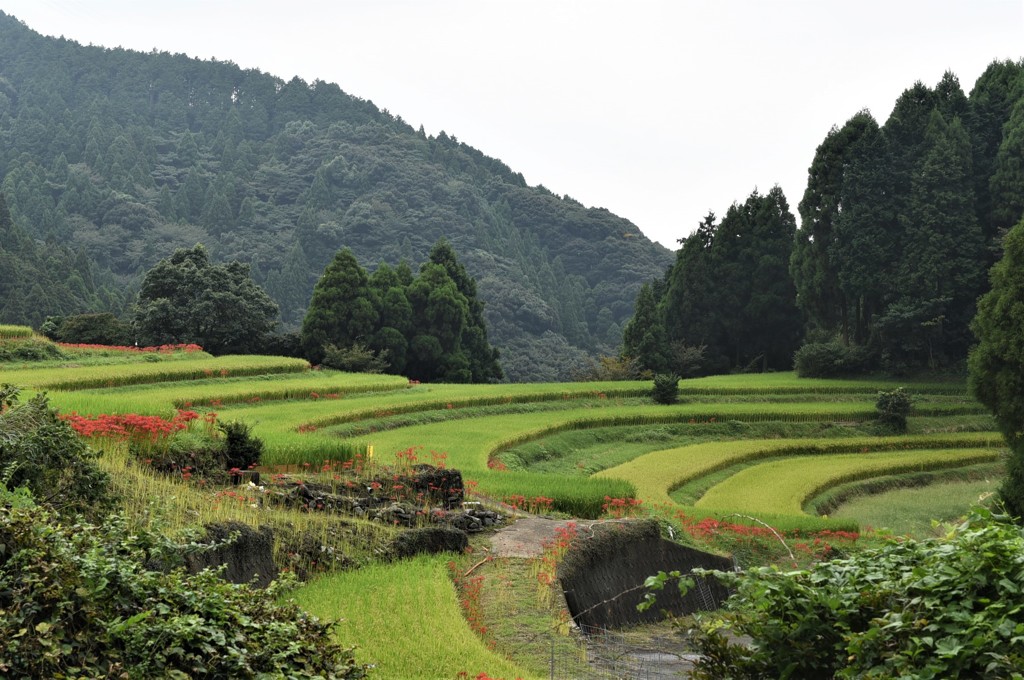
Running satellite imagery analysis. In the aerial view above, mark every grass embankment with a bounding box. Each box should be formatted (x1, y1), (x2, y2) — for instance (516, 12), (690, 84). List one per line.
(675, 372), (966, 395)
(4, 355), (310, 391)
(93, 440), (397, 570)
(46, 371), (409, 414)
(829, 475), (1001, 535)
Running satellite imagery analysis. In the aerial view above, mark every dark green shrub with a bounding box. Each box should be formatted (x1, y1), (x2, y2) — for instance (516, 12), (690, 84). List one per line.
(876, 387), (912, 433)
(257, 330), (304, 358)
(219, 419), (264, 471)
(322, 342), (390, 373)
(0, 386), (112, 518)
(389, 526), (469, 559)
(651, 373), (679, 405)
(0, 337), (64, 362)
(793, 340), (872, 377)
(0, 490), (367, 679)
(140, 430), (225, 479)
(55, 312), (134, 345)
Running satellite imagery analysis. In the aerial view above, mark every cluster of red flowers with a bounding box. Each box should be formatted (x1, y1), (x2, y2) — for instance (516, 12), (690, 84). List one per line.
(429, 450), (448, 469)
(63, 409), (199, 442)
(388, 445), (427, 474)
(448, 559), (494, 648)
(601, 495), (644, 518)
(58, 343), (203, 353)
(212, 488), (259, 510)
(537, 522), (578, 587)
(680, 514), (779, 540)
(503, 494), (554, 513)
(671, 509), (860, 562)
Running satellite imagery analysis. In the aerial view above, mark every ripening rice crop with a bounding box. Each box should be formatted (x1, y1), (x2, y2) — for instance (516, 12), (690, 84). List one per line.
(596, 432), (1003, 509)
(291, 554), (538, 680)
(0, 324), (34, 339)
(695, 447), (1001, 517)
(3, 355), (310, 391)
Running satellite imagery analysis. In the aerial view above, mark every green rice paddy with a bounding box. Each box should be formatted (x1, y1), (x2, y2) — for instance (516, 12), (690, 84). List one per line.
(3, 348), (1005, 677)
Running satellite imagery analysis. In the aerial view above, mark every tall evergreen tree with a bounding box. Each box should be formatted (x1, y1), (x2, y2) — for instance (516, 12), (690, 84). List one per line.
(621, 280), (670, 374)
(425, 239), (502, 382)
(966, 59), (1024, 246)
(989, 97), (1024, 242)
(831, 120), (896, 345)
(650, 189), (802, 376)
(791, 111), (878, 340)
(300, 248), (378, 364)
(662, 212), (724, 370)
(969, 216), (1024, 517)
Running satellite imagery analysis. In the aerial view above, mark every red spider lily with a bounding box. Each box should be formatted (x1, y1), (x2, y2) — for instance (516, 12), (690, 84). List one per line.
(62, 411), (189, 442)
(56, 342), (203, 353)
(601, 496), (644, 518)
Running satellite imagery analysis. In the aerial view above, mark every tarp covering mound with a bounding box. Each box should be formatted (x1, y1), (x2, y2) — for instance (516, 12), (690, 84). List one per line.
(558, 519), (732, 629)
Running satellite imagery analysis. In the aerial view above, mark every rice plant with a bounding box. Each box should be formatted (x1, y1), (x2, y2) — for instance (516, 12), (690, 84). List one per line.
(696, 447), (1001, 517)
(4, 355), (310, 391)
(290, 555), (538, 680)
(0, 324), (34, 339)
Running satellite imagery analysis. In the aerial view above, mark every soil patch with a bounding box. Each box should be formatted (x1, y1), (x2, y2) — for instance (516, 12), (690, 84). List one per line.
(489, 515), (596, 558)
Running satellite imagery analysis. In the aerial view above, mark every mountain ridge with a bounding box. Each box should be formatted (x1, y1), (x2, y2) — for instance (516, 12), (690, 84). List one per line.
(0, 12), (673, 380)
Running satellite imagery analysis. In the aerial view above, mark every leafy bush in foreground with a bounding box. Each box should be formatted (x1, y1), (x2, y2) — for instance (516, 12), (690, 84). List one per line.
(0, 385), (112, 519)
(667, 508), (1024, 679)
(0, 489), (367, 679)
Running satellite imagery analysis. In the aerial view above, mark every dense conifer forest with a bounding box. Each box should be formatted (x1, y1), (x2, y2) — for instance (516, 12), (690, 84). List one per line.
(0, 12), (672, 381)
(625, 63), (1024, 377)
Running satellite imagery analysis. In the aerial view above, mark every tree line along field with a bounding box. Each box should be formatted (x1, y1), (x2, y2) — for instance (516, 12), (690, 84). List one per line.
(1, 339), (1004, 678)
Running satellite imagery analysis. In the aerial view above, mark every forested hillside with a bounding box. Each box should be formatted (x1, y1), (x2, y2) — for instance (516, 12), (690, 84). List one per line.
(626, 63), (1024, 377)
(0, 12), (672, 381)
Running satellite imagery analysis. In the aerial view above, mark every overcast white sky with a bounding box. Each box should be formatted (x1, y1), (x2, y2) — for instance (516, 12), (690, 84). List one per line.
(1, 1), (1022, 249)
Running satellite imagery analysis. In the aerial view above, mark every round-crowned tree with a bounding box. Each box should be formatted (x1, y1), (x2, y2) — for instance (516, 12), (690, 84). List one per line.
(134, 244), (279, 354)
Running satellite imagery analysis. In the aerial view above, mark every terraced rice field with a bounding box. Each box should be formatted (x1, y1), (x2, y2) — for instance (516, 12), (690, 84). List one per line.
(2, 351), (1004, 678)
(4, 353), (999, 530)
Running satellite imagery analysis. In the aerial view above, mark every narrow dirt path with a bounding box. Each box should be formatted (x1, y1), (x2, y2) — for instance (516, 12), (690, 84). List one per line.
(488, 515), (595, 558)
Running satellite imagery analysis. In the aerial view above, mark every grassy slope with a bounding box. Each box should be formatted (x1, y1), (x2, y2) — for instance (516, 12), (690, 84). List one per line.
(291, 555), (539, 680)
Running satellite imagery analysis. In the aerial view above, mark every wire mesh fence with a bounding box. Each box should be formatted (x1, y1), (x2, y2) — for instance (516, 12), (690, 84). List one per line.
(518, 622), (699, 680)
